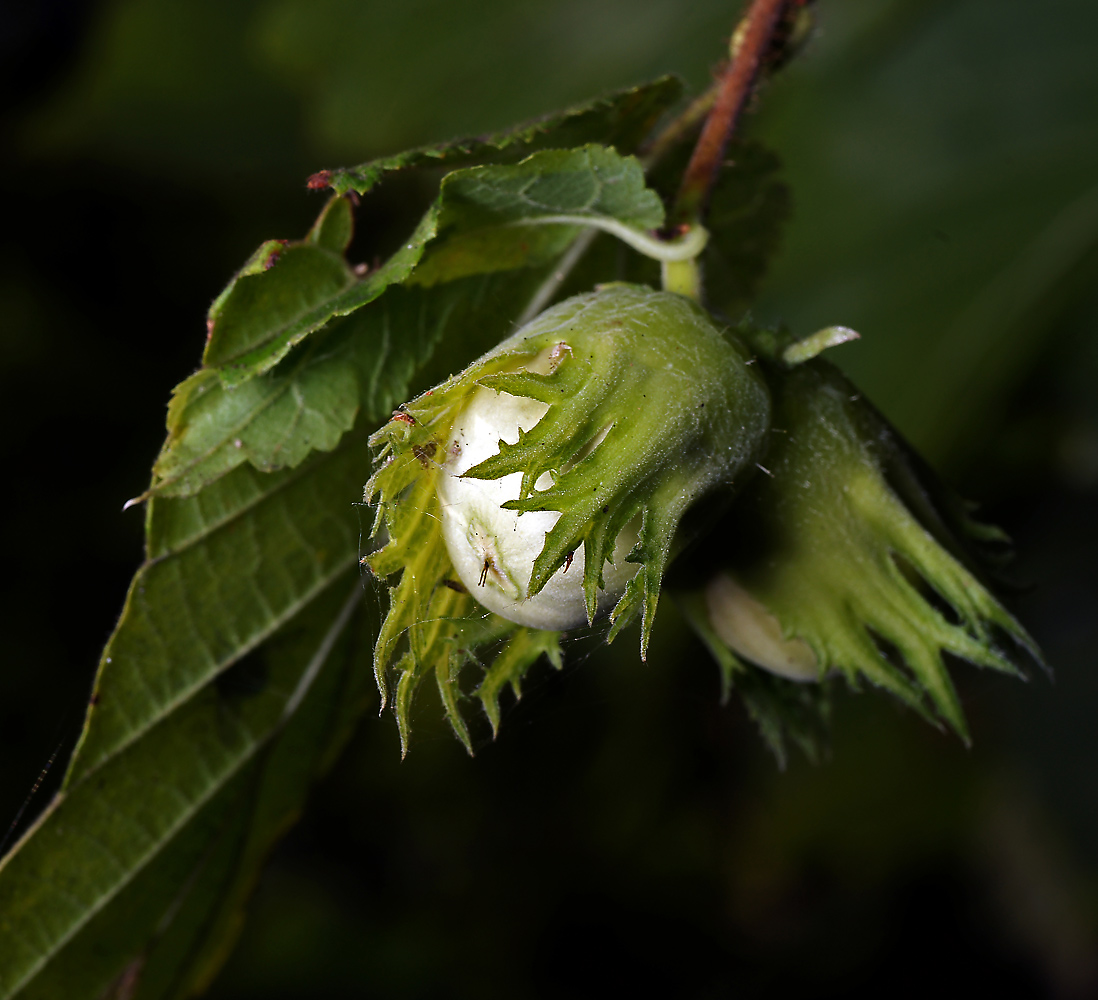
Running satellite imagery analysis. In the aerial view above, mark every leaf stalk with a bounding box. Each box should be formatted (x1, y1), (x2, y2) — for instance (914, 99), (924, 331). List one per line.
(508, 214), (708, 262)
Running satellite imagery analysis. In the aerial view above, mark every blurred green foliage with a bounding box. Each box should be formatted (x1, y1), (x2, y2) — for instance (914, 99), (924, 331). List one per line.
(755, 1), (1098, 467)
(3, 0), (1097, 996)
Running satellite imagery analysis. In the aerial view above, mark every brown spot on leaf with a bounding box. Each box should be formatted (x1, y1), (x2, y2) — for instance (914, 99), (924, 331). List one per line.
(306, 169), (332, 191)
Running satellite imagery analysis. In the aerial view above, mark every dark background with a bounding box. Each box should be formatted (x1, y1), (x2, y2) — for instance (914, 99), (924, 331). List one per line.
(2, 1), (1097, 996)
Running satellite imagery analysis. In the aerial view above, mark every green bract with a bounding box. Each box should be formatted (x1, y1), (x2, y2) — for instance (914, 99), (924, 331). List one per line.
(364, 282), (771, 750)
(680, 346), (1041, 758)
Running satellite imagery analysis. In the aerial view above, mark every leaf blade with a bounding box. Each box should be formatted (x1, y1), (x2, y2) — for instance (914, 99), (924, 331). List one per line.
(324, 77), (683, 196)
(0, 579), (367, 1000)
(203, 207), (439, 385)
(411, 145), (665, 286)
(72, 434), (372, 786)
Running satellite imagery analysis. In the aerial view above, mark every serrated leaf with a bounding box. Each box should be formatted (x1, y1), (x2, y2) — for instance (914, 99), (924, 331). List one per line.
(153, 144), (671, 500)
(204, 244), (353, 373)
(410, 145), (665, 286)
(198, 78), (682, 385)
(0, 445), (373, 999)
(149, 288), (449, 500)
(203, 206), (437, 385)
(73, 436), (373, 787)
(149, 268), (557, 500)
(148, 357), (358, 502)
(4, 584), (370, 1000)
(132, 587), (376, 1000)
(323, 77), (682, 196)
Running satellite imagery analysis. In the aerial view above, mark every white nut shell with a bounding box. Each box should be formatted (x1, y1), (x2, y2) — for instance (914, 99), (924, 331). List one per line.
(437, 385), (639, 630)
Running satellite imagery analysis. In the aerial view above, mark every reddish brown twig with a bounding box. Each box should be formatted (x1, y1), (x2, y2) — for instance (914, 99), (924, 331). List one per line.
(638, 86), (718, 170)
(673, 0), (794, 226)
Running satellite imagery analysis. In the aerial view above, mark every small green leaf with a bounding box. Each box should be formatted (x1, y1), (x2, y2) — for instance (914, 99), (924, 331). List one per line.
(411, 145), (665, 286)
(155, 144), (675, 499)
(203, 208), (438, 385)
(149, 268), (556, 500)
(203, 244), (355, 373)
(147, 355), (358, 502)
(324, 77), (683, 197)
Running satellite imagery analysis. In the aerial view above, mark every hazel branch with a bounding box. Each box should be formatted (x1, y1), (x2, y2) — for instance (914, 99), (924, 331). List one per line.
(673, 0), (796, 226)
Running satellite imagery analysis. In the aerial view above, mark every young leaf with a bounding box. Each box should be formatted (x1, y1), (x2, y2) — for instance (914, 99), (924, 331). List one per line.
(199, 77), (683, 386)
(150, 262), (566, 501)
(203, 206), (437, 385)
(152, 145), (673, 501)
(409, 145), (666, 285)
